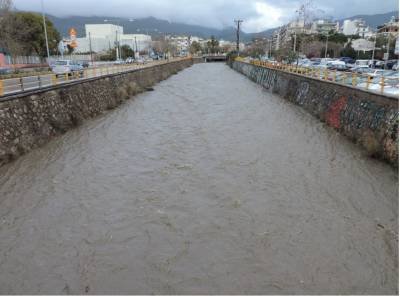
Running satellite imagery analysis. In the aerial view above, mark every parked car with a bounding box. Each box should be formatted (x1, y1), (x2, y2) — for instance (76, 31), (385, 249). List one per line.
(135, 57), (146, 64)
(125, 57), (135, 64)
(52, 60), (84, 76)
(374, 60), (385, 68)
(327, 62), (348, 71)
(114, 59), (125, 65)
(351, 66), (370, 74)
(340, 57), (355, 65)
(384, 60), (398, 69)
(392, 62), (399, 71)
(366, 69), (387, 77)
(0, 67), (12, 75)
(357, 75), (399, 96)
(355, 59), (369, 67)
(78, 61), (90, 68)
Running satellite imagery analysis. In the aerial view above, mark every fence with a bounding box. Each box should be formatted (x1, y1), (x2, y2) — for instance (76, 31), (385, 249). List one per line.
(236, 57), (399, 97)
(0, 57), (191, 97)
(0, 53), (46, 68)
(47, 54), (93, 65)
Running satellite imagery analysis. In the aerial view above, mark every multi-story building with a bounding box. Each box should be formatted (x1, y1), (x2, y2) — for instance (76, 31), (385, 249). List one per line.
(311, 20), (339, 35)
(377, 16), (399, 36)
(167, 35), (191, 53)
(75, 24), (152, 54)
(342, 19), (373, 38)
(272, 19), (310, 50)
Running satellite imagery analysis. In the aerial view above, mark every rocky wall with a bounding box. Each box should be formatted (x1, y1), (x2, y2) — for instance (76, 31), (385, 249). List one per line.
(0, 59), (193, 166)
(232, 61), (398, 166)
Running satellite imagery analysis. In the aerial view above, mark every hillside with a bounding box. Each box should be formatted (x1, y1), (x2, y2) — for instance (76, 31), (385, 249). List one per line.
(47, 11), (398, 42)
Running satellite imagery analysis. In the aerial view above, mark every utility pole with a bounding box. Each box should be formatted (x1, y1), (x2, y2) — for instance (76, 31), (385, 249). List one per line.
(324, 34), (329, 58)
(371, 34), (377, 61)
(269, 39), (272, 59)
(134, 36), (138, 57)
(234, 19), (243, 57)
(115, 30), (119, 60)
(41, 0), (50, 62)
(385, 32), (391, 69)
(89, 32), (94, 66)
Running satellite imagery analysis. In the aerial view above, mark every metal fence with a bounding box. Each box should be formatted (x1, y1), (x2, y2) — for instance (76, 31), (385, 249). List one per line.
(235, 57), (399, 98)
(0, 57), (191, 97)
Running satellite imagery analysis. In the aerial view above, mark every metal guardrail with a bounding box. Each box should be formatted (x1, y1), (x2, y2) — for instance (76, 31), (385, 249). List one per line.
(0, 57), (191, 97)
(235, 57), (399, 97)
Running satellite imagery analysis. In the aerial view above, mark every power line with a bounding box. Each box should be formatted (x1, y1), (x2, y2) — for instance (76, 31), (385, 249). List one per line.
(234, 19), (243, 56)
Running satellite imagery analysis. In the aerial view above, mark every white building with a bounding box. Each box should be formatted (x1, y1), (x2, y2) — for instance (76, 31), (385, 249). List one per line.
(351, 39), (375, 51)
(311, 20), (340, 34)
(342, 19), (373, 38)
(167, 35), (191, 53)
(120, 34), (152, 52)
(75, 24), (152, 54)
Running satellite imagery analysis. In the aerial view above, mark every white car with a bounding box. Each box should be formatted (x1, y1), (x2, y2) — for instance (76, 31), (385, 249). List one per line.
(355, 59), (370, 67)
(114, 59), (125, 65)
(367, 69), (387, 77)
(52, 60), (84, 76)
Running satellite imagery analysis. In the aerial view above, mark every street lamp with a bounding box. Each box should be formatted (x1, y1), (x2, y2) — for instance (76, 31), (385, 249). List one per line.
(41, 0), (50, 61)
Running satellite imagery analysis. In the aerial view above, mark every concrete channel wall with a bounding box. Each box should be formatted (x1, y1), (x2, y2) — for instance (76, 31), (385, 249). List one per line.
(0, 59), (193, 167)
(231, 61), (399, 166)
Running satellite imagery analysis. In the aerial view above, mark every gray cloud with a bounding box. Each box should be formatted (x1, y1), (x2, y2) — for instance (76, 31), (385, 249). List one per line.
(13, 0), (399, 33)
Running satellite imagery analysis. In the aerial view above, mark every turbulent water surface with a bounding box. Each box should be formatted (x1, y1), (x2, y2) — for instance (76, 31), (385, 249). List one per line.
(0, 63), (398, 294)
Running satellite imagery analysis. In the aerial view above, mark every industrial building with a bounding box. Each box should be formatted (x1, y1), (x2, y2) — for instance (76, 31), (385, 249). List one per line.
(75, 24), (152, 54)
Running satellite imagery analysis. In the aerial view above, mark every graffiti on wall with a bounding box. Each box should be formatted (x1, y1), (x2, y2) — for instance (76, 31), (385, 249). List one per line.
(232, 61), (399, 164)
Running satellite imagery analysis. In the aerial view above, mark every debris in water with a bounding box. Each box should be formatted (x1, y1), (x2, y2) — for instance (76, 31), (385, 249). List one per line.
(377, 223), (385, 229)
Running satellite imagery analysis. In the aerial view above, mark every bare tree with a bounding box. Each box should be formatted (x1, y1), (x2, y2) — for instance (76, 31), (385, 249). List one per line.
(0, 0), (13, 14)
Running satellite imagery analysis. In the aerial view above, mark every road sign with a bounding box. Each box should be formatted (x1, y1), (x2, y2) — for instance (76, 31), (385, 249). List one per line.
(383, 53), (389, 61)
(69, 28), (77, 39)
(68, 28), (78, 48)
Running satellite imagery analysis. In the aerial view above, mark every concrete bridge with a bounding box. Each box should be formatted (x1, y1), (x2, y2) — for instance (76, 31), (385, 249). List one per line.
(202, 54), (227, 62)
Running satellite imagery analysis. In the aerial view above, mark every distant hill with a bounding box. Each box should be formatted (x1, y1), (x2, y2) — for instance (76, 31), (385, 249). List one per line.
(243, 11), (399, 40)
(337, 11), (398, 29)
(47, 15), (236, 40)
(46, 11), (398, 42)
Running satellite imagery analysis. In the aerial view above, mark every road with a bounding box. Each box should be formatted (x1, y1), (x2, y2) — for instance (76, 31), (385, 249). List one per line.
(0, 61), (172, 96)
(0, 63), (397, 294)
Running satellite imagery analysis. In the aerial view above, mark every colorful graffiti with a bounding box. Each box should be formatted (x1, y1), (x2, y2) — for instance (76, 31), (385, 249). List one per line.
(325, 96), (348, 129)
(232, 61), (399, 165)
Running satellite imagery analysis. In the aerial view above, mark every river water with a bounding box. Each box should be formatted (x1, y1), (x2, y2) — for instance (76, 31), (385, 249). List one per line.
(0, 63), (398, 294)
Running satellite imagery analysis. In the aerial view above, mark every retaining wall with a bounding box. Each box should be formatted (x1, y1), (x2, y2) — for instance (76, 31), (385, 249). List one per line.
(0, 59), (193, 166)
(231, 61), (399, 165)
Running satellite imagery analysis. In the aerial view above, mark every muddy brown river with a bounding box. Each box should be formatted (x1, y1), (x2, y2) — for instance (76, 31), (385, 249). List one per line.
(0, 63), (398, 294)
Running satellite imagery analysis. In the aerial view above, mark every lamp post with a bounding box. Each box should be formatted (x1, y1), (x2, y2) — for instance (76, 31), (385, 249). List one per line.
(41, 0), (50, 61)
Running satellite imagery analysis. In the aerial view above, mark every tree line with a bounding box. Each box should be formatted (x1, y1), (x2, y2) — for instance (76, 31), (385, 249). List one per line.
(0, 0), (60, 60)
(245, 30), (397, 61)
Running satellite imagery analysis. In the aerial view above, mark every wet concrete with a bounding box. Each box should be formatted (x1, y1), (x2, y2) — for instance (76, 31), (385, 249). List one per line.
(0, 63), (398, 294)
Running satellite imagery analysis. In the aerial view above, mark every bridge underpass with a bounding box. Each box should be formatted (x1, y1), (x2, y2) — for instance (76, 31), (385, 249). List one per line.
(0, 63), (397, 294)
(202, 54), (227, 62)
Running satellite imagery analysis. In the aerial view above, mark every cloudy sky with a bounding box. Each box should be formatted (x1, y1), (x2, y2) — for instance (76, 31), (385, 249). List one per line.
(13, 0), (398, 33)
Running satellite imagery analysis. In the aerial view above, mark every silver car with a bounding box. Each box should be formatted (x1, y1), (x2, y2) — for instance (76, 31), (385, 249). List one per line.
(52, 60), (84, 76)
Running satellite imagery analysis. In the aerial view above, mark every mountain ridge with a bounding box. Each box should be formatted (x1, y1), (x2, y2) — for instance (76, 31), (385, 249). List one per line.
(46, 10), (398, 42)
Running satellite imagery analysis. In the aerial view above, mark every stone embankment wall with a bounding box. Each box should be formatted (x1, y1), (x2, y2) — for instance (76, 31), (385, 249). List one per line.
(0, 59), (193, 166)
(231, 61), (398, 165)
